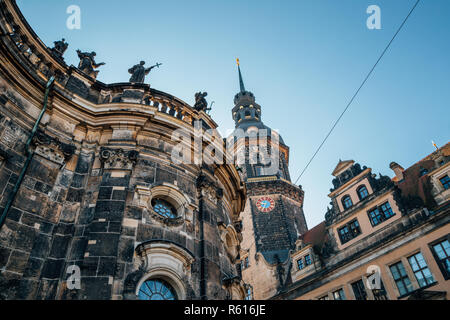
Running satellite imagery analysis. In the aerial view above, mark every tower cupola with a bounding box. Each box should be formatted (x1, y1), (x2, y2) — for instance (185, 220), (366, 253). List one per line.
(232, 59), (262, 127)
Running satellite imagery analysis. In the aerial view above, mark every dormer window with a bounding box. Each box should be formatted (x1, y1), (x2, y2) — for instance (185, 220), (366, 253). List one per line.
(342, 195), (353, 209)
(304, 254), (312, 266)
(420, 167), (428, 176)
(338, 219), (361, 244)
(367, 201), (396, 227)
(357, 185), (369, 200)
(297, 259), (304, 270)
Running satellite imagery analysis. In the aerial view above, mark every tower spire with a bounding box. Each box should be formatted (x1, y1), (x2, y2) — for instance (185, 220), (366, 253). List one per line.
(237, 58), (246, 93)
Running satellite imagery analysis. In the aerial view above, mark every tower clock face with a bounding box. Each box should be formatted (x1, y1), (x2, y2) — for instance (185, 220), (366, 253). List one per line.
(256, 197), (275, 212)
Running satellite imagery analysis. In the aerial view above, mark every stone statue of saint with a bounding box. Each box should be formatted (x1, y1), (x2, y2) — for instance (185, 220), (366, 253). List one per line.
(76, 50), (105, 79)
(193, 92), (210, 112)
(128, 61), (161, 83)
(51, 38), (68, 58)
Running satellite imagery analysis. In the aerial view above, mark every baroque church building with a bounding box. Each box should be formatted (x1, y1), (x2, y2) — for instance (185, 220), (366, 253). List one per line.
(0, 1), (449, 301)
(0, 1), (246, 300)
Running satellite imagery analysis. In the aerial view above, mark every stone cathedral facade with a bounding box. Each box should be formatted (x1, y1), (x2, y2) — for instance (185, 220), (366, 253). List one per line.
(0, 1), (246, 300)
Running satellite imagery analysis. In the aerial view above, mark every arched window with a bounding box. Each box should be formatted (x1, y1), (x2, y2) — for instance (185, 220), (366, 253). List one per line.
(342, 195), (353, 209)
(138, 278), (177, 300)
(357, 185), (369, 200)
(132, 241), (194, 300)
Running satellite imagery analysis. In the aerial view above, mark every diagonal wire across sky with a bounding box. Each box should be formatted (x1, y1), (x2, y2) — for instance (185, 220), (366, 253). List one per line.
(293, 0), (421, 185)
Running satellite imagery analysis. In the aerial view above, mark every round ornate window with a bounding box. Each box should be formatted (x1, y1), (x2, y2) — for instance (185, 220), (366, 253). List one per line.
(138, 278), (177, 300)
(151, 198), (177, 219)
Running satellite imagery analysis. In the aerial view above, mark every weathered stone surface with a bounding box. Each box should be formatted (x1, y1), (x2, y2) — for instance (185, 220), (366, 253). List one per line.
(23, 257), (44, 278)
(41, 258), (65, 279)
(0, 246), (11, 268)
(117, 237), (134, 263)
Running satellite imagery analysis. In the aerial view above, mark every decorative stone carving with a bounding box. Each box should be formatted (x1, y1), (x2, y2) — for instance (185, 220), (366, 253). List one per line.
(222, 276), (246, 300)
(32, 131), (76, 165)
(50, 38), (68, 59)
(133, 184), (195, 227)
(218, 222), (240, 261)
(193, 92), (210, 112)
(197, 174), (223, 204)
(76, 50), (105, 79)
(128, 61), (161, 84)
(100, 147), (138, 170)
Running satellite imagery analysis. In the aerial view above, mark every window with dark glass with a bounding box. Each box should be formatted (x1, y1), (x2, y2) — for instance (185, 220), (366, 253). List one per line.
(318, 295), (329, 300)
(367, 202), (395, 226)
(407, 252), (435, 288)
(439, 175), (450, 190)
(338, 219), (361, 244)
(389, 261), (413, 296)
(305, 254), (312, 266)
(357, 185), (369, 200)
(431, 239), (450, 279)
(297, 258), (304, 270)
(332, 288), (346, 300)
(138, 279), (177, 300)
(151, 198), (177, 219)
(351, 279), (367, 300)
(342, 195), (353, 209)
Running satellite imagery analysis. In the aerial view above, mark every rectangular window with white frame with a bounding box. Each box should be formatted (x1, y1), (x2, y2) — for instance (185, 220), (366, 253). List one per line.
(389, 261), (414, 296)
(407, 252), (436, 288)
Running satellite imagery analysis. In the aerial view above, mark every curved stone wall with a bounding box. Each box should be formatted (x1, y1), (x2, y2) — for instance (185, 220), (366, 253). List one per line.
(0, 0), (245, 300)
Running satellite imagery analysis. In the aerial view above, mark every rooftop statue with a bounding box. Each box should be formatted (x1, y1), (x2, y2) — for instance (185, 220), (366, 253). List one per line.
(128, 61), (162, 84)
(51, 38), (68, 59)
(193, 92), (211, 113)
(76, 50), (105, 79)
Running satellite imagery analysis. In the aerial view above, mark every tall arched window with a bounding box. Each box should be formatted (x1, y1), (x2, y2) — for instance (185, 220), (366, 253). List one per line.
(138, 278), (177, 300)
(342, 195), (353, 209)
(357, 185), (369, 200)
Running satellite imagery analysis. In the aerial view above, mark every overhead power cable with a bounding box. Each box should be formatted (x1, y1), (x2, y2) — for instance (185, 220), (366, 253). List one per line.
(293, 0), (421, 185)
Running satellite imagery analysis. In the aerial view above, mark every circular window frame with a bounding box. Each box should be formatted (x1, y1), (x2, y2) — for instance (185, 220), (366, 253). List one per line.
(147, 185), (191, 226)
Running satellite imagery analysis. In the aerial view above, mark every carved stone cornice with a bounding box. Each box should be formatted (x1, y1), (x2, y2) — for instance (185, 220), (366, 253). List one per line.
(99, 147), (138, 170)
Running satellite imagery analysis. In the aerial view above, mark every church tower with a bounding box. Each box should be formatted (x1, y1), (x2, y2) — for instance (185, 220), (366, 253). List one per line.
(229, 61), (308, 300)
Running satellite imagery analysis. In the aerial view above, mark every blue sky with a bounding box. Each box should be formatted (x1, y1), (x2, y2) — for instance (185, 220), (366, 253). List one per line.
(17, 0), (450, 228)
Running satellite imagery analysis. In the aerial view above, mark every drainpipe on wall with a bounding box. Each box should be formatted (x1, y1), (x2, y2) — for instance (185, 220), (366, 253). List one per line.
(0, 76), (55, 230)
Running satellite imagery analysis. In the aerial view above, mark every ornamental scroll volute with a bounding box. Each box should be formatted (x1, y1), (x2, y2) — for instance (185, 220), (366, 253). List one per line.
(99, 147), (139, 170)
